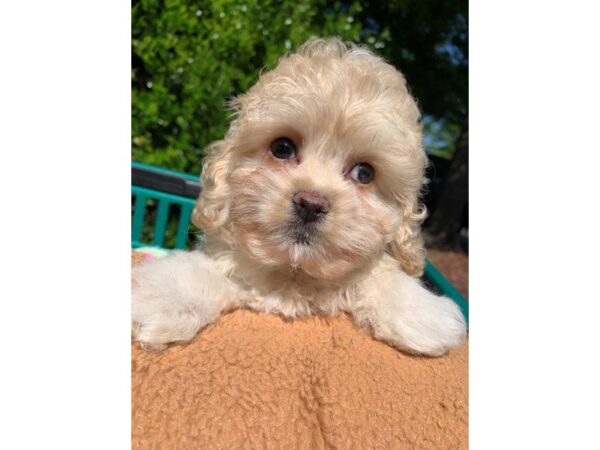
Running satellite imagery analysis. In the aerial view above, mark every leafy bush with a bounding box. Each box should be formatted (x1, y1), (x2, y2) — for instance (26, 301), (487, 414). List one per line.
(132, 0), (386, 174)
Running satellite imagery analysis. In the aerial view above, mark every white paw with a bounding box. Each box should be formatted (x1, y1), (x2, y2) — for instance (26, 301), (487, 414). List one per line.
(131, 252), (228, 349)
(389, 294), (467, 356)
(132, 292), (207, 348)
(367, 271), (467, 356)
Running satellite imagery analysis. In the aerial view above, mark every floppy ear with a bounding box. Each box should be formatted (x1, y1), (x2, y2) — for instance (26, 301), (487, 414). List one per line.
(191, 139), (233, 234)
(387, 198), (427, 277)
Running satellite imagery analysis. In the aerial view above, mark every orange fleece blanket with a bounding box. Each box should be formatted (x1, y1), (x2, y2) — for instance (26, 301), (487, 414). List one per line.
(132, 254), (468, 449)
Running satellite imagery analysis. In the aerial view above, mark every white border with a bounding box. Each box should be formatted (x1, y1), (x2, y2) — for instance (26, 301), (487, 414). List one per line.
(0, 2), (131, 448)
(471, 1), (600, 448)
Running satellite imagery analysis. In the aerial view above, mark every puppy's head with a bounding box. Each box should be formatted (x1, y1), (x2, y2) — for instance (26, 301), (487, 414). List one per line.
(193, 38), (427, 281)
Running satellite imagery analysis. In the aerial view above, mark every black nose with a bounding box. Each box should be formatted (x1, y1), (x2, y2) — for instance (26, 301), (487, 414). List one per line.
(292, 191), (330, 223)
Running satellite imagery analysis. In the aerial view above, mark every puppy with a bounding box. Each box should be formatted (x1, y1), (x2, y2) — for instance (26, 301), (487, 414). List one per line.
(132, 38), (466, 356)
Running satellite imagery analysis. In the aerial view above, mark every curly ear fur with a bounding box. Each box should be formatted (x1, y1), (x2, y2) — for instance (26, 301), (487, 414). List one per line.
(192, 140), (233, 234)
(388, 199), (427, 277)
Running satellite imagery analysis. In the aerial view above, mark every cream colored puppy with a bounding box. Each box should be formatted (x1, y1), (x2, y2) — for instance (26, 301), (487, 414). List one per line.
(132, 38), (466, 356)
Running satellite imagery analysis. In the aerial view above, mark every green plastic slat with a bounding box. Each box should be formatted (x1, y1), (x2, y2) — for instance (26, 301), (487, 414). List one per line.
(132, 161), (200, 182)
(132, 192), (147, 243)
(424, 260), (469, 325)
(176, 203), (193, 249)
(132, 185), (195, 248)
(133, 186), (195, 205)
(153, 199), (170, 247)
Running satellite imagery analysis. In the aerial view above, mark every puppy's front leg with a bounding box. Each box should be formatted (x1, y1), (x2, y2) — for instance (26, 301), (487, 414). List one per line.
(132, 250), (238, 350)
(356, 270), (467, 356)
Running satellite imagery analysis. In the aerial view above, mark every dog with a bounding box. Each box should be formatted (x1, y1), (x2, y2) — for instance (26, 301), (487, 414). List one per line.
(132, 38), (466, 356)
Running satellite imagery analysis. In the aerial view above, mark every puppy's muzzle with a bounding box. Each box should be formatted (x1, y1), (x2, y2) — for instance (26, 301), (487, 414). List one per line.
(292, 191), (330, 224)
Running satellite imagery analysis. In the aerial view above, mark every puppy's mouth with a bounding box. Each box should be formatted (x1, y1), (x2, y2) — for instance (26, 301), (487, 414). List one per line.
(286, 221), (319, 245)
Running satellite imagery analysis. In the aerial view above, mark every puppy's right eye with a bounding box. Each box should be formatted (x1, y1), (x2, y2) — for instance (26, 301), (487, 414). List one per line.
(269, 137), (296, 160)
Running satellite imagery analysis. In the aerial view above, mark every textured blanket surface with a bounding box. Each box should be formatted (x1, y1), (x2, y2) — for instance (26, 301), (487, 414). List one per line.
(132, 253), (468, 449)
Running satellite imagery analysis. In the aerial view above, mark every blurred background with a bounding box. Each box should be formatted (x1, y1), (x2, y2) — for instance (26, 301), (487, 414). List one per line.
(132, 0), (468, 296)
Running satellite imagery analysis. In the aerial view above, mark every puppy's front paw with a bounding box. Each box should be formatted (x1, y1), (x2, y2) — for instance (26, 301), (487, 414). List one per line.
(132, 288), (207, 349)
(391, 294), (467, 356)
(370, 280), (467, 356)
(131, 253), (226, 350)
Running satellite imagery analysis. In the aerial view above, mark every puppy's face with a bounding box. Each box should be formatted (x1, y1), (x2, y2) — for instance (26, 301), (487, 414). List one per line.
(195, 40), (427, 281)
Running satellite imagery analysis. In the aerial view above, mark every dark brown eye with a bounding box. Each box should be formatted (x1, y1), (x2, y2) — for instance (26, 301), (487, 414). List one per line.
(269, 137), (296, 160)
(349, 163), (375, 184)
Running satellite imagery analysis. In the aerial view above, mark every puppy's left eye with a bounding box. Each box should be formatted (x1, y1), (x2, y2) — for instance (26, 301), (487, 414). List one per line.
(349, 163), (375, 184)
(269, 137), (296, 160)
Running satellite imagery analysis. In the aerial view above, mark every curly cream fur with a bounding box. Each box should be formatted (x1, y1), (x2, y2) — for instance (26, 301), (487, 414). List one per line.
(133, 38), (466, 356)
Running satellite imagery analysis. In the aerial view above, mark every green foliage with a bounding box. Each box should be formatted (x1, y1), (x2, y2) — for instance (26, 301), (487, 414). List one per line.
(356, 1), (468, 159)
(132, 0), (384, 173)
(133, 0), (468, 168)
(358, 0), (468, 124)
(422, 115), (461, 160)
